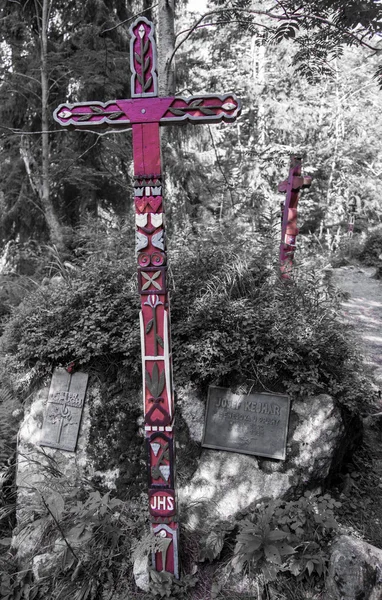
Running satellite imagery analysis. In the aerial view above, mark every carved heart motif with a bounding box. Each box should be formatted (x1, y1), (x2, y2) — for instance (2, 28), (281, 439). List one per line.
(135, 198), (148, 213)
(148, 197), (162, 212)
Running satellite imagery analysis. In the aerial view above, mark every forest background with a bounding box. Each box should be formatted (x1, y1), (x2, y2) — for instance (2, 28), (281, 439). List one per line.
(0, 0), (382, 598)
(0, 0), (381, 270)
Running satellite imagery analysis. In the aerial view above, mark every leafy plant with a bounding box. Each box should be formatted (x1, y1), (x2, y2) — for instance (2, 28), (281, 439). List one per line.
(1, 461), (143, 600)
(359, 229), (382, 266)
(232, 491), (341, 582)
(198, 522), (235, 563)
(0, 567), (40, 600)
(148, 569), (198, 599)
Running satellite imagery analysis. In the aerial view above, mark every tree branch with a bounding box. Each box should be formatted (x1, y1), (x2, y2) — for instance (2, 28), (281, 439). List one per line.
(55, 138), (101, 182)
(168, 6), (381, 73)
(100, 4), (159, 35)
(40, 494), (80, 561)
(207, 125), (236, 208)
(175, 20), (272, 41)
(0, 126), (67, 136)
(9, 71), (42, 87)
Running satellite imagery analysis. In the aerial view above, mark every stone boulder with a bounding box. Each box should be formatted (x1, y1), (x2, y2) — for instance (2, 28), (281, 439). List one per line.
(13, 378), (122, 566)
(325, 535), (382, 600)
(13, 382), (93, 563)
(177, 388), (348, 525)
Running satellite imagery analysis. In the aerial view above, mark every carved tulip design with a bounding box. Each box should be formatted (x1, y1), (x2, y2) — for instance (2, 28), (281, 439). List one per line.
(144, 294), (164, 355)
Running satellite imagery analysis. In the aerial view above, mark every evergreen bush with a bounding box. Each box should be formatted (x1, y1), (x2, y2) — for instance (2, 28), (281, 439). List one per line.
(359, 229), (382, 266)
(1, 220), (371, 412)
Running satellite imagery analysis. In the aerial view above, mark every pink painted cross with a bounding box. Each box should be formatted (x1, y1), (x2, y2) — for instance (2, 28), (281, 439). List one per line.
(53, 16), (241, 578)
(278, 157), (312, 279)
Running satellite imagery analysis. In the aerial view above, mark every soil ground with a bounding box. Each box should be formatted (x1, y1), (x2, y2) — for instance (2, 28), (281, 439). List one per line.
(331, 263), (382, 549)
(333, 264), (382, 392)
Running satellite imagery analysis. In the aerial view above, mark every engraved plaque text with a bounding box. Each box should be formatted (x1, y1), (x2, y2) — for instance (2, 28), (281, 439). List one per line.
(202, 386), (290, 460)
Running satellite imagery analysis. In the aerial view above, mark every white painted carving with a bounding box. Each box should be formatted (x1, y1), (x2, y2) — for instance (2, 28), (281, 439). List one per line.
(136, 232), (148, 251)
(151, 443), (161, 456)
(159, 465), (170, 481)
(151, 214), (163, 228)
(136, 214), (148, 227)
(151, 230), (165, 250)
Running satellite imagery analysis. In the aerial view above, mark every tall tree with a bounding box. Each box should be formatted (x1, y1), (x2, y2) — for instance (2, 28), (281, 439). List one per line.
(37, 0), (65, 249)
(0, 0), (134, 253)
(158, 0), (176, 95)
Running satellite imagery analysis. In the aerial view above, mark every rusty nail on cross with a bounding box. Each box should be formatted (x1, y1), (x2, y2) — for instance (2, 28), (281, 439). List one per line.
(278, 156), (312, 280)
(53, 16), (241, 578)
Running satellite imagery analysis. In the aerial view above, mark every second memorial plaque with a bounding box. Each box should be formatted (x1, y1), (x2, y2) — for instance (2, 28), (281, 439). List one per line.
(202, 386), (290, 460)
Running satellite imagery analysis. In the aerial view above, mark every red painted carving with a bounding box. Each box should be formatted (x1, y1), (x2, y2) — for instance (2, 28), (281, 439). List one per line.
(54, 96), (240, 129)
(53, 16), (241, 579)
(278, 157), (312, 279)
(147, 431), (174, 489)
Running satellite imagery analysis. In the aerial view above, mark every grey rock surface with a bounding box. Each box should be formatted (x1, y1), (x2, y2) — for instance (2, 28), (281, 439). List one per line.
(133, 554), (150, 592)
(325, 535), (382, 600)
(178, 392), (344, 525)
(14, 378), (100, 564)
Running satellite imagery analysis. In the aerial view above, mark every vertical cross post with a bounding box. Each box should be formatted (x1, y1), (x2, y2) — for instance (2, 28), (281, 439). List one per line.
(278, 157), (312, 279)
(53, 17), (241, 577)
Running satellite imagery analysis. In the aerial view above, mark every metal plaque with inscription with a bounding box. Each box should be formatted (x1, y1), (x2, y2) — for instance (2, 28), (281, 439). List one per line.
(202, 386), (290, 460)
(40, 369), (88, 452)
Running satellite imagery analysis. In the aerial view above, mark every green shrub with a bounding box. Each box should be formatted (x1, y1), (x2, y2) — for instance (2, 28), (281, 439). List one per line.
(148, 569), (198, 599)
(2, 244), (140, 379)
(170, 232), (368, 409)
(232, 492), (340, 582)
(359, 229), (382, 266)
(1, 220), (371, 412)
(0, 480), (143, 600)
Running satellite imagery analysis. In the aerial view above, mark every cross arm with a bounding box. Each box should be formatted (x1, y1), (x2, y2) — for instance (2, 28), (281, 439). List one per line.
(53, 94), (241, 130)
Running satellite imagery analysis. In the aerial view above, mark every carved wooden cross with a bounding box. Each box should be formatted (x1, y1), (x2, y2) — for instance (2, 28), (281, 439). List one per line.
(278, 157), (312, 279)
(54, 16), (241, 578)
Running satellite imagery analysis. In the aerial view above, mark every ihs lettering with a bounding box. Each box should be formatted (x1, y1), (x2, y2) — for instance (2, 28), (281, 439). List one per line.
(150, 495), (175, 511)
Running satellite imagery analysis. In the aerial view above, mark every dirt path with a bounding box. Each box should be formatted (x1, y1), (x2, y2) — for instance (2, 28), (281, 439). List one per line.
(333, 265), (382, 392)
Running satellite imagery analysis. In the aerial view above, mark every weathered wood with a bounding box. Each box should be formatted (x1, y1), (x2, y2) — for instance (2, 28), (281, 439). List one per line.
(278, 157), (312, 279)
(40, 369), (88, 452)
(53, 16), (241, 578)
(132, 123), (161, 175)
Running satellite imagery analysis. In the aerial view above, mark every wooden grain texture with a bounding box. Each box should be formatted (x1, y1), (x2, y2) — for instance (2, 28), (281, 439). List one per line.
(132, 123), (161, 176)
(279, 158), (308, 279)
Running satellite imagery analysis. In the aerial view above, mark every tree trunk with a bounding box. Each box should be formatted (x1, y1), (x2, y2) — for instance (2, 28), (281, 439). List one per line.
(157, 0), (176, 96)
(254, 41), (266, 150)
(326, 61), (341, 208)
(38, 0), (65, 250)
(249, 39), (267, 230)
(143, 0), (153, 23)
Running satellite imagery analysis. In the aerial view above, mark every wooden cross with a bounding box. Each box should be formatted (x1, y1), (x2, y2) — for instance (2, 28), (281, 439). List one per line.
(278, 157), (312, 279)
(53, 16), (241, 578)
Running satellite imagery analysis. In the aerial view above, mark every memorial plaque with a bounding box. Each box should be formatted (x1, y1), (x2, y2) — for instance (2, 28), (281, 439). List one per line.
(40, 369), (88, 452)
(202, 386), (290, 460)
